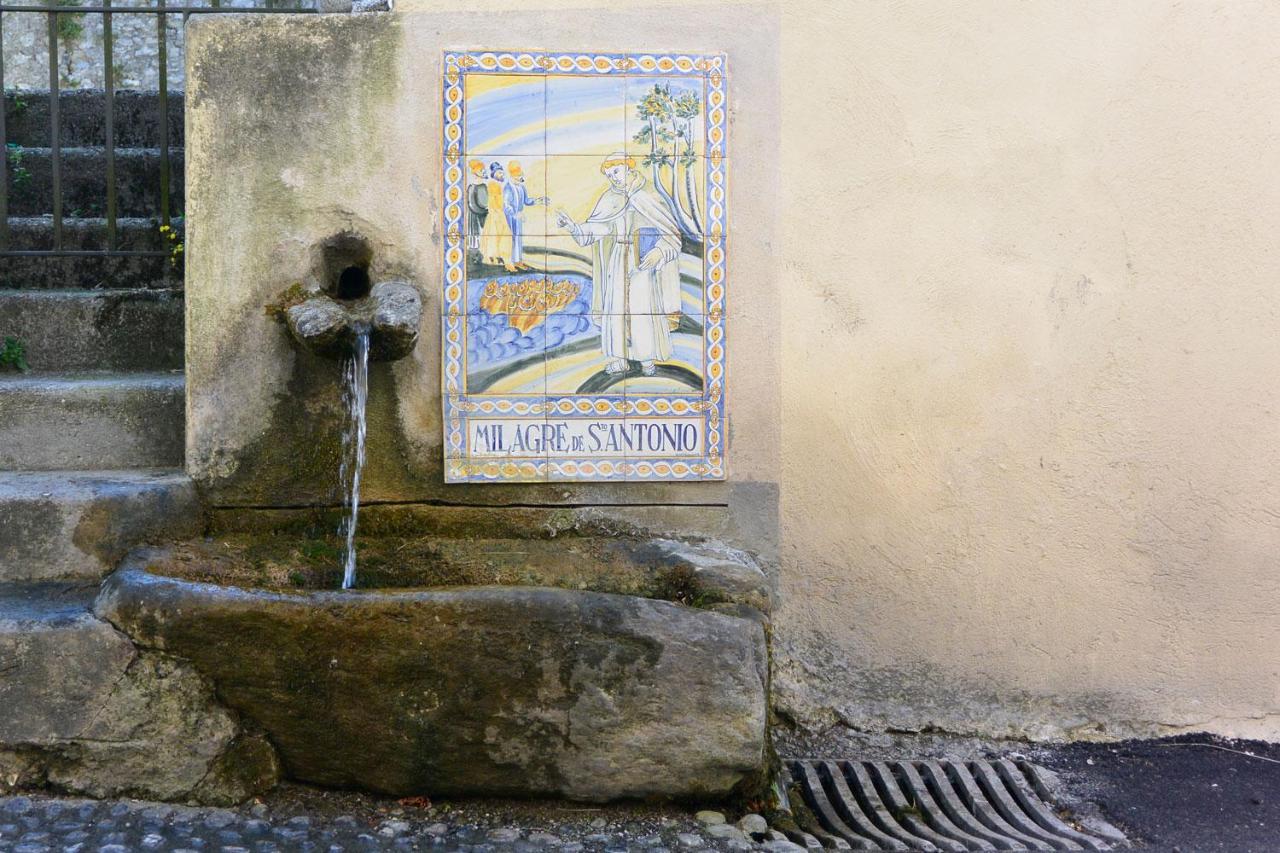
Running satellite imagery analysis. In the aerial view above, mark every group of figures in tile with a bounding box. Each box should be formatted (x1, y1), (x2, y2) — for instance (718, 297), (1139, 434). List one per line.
(442, 51), (727, 483)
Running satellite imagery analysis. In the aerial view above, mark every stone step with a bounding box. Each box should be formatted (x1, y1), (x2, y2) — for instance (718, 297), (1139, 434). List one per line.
(0, 583), (123, 725)
(3, 215), (180, 253)
(0, 289), (184, 372)
(4, 89), (185, 148)
(0, 252), (177, 290)
(0, 372), (184, 470)
(0, 578), (275, 803)
(4, 146), (186, 218)
(0, 470), (199, 582)
(0, 215), (180, 291)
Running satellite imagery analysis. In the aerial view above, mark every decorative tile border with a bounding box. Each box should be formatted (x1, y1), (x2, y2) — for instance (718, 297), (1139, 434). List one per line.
(444, 50), (723, 77)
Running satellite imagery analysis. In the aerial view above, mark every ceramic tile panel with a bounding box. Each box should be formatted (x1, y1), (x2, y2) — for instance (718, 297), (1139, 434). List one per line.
(624, 76), (709, 161)
(445, 311), (549, 484)
(545, 73), (628, 157)
(461, 156), (550, 250)
(463, 72), (546, 159)
(443, 49), (727, 483)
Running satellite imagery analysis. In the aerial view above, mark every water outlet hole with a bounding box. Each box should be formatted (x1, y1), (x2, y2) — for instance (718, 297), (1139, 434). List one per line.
(337, 265), (371, 301)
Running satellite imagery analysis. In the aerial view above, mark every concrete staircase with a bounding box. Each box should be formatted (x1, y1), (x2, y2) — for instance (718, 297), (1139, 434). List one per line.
(1, 89), (193, 587)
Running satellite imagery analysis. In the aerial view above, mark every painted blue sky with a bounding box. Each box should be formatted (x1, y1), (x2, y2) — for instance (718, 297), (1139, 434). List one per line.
(464, 74), (703, 158)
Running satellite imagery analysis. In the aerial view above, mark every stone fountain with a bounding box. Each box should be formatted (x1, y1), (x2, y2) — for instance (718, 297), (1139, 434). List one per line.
(73, 8), (780, 806)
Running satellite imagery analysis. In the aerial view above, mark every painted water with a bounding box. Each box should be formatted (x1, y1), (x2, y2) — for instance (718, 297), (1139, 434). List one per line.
(339, 326), (370, 589)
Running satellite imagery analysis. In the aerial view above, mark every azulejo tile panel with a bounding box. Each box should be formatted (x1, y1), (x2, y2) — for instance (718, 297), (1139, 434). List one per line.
(442, 49), (727, 483)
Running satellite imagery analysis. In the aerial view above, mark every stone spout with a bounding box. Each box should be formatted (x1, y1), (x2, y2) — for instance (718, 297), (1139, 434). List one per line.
(284, 280), (421, 362)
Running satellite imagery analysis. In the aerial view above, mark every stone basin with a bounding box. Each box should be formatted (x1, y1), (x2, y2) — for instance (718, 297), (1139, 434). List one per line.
(131, 532), (772, 613)
(95, 556), (770, 802)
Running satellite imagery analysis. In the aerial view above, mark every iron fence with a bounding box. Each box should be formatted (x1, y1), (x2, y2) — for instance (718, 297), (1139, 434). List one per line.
(0, 0), (315, 257)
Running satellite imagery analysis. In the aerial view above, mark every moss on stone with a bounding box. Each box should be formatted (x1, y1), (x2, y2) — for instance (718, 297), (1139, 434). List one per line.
(263, 282), (310, 323)
(653, 564), (725, 609)
(142, 531), (771, 615)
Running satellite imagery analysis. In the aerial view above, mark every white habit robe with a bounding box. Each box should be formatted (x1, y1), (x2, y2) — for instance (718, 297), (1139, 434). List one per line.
(568, 173), (682, 363)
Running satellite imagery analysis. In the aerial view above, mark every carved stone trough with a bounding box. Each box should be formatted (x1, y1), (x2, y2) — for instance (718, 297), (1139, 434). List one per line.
(94, 536), (771, 801)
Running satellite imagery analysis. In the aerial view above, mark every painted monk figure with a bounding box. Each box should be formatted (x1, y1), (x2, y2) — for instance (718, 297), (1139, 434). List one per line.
(555, 153), (681, 376)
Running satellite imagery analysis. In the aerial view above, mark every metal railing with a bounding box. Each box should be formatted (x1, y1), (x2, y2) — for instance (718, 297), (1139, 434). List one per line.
(0, 0), (315, 257)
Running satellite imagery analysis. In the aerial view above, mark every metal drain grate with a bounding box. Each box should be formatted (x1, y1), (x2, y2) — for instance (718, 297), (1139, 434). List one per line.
(785, 758), (1112, 851)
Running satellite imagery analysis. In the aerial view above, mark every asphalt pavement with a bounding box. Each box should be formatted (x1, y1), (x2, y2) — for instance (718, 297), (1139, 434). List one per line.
(1033, 733), (1280, 852)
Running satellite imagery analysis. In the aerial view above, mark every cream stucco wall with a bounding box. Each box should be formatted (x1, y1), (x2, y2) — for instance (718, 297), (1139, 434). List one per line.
(207, 0), (1280, 740)
(771, 0), (1280, 739)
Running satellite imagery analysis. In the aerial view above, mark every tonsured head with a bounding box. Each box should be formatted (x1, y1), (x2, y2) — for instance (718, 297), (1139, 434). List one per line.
(599, 152), (635, 189)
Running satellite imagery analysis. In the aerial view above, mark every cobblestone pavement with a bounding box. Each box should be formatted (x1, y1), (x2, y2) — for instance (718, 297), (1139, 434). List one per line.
(0, 789), (798, 853)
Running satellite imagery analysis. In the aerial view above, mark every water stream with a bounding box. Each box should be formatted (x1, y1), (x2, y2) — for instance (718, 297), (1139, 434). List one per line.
(339, 326), (370, 589)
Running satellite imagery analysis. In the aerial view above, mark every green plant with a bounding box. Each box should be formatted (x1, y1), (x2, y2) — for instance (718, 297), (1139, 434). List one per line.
(6, 144), (31, 191)
(0, 337), (29, 372)
(52, 0), (86, 88)
(159, 223), (183, 270)
(11, 95), (28, 115)
(53, 0), (85, 44)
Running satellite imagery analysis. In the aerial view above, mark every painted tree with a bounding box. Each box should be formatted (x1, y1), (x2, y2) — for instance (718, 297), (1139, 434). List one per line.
(633, 83), (704, 245)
